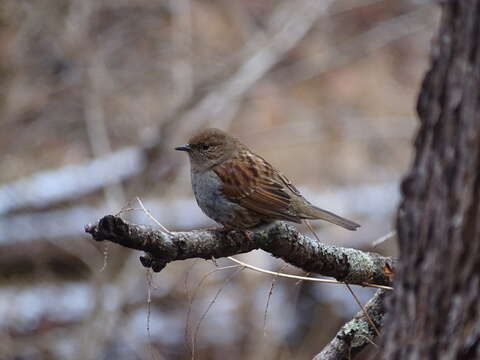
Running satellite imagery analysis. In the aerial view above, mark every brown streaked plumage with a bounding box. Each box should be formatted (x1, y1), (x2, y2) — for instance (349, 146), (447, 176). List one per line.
(175, 128), (360, 231)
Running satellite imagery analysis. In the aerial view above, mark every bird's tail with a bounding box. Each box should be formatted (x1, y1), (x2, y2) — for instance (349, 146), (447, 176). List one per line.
(301, 205), (360, 231)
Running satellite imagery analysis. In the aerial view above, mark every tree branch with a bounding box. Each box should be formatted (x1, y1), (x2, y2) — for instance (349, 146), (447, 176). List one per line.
(313, 289), (386, 360)
(84, 215), (393, 287)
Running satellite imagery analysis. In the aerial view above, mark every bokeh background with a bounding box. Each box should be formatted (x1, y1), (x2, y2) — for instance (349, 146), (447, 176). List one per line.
(0, 0), (438, 359)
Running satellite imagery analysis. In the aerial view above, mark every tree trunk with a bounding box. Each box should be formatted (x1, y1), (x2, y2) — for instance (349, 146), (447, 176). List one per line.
(382, 1), (480, 359)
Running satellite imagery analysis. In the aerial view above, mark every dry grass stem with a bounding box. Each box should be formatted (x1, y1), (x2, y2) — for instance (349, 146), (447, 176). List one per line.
(136, 197), (174, 235)
(344, 283), (381, 338)
(228, 257), (393, 290)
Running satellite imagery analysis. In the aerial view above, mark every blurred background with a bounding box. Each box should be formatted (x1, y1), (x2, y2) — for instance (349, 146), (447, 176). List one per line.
(0, 0), (438, 359)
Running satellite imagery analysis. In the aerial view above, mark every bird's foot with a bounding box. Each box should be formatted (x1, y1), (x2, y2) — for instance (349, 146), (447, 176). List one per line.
(204, 226), (253, 241)
(203, 225), (235, 234)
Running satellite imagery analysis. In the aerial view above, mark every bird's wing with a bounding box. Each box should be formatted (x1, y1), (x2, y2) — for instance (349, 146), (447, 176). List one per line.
(213, 151), (302, 223)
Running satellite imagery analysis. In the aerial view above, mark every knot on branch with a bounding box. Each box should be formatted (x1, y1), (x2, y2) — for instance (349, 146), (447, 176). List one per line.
(85, 215), (129, 242)
(85, 215), (179, 267)
(139, 253), (168, 272)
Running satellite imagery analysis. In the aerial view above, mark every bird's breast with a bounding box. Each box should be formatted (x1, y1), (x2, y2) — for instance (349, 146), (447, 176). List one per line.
(191, 170), (221, 205)
(191, 170), (231, 220)
(190, 169), (262, 229)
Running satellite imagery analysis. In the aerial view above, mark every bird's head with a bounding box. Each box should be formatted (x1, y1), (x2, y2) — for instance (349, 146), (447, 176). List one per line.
(175, 128), (241, 172)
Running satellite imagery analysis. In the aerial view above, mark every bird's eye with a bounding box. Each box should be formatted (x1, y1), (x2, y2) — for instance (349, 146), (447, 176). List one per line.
(202, 144), (210, 151)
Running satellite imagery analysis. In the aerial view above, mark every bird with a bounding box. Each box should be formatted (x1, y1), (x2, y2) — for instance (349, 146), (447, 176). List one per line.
(175, 128), (360, 231)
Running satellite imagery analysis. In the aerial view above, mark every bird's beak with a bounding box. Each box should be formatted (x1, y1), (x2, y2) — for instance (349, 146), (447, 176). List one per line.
(175, 144), (192, 152)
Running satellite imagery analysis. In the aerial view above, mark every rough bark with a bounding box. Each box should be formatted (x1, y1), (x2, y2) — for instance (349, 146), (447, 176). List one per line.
(85, 215), (393, 287)
(382, 1), (480, 359)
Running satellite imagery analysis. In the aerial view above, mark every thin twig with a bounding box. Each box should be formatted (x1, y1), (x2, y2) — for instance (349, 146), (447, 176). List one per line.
(227, 257), (393, 290)
(228, 257), (341, 285)
(185, 264), (242, 358)
(263, 263), (288, 337)
(372, 230), (397, 247)
(304, 219), (322, 243)
(313, 289), (386, 359)
(344, 283), (381, 338)
(358, 334), (378, 348)
(145, 270), (158, 360)
(99, 244), (108, 272)
(295, 272), (310, 286)
(191, 267), (244, 359)
(136, 197), (174, 235)
(183, 259), (200, 355)
(308, 220), (382, 340)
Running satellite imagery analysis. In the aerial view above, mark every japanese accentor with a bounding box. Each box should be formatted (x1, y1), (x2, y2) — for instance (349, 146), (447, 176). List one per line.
(175, 128), (360, 231)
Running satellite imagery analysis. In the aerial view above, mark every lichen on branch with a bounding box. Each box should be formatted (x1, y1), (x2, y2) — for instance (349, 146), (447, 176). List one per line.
(313, 289), (386, 360)
(85, 215), (393, 287)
